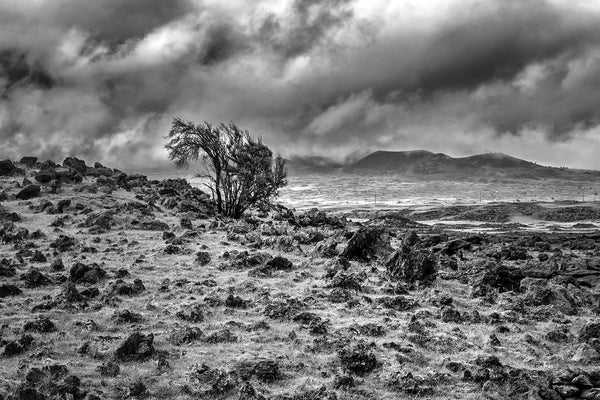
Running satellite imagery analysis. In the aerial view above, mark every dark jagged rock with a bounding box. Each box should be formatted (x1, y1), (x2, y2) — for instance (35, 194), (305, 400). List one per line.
(328, 271), (363, 292)
(341, 226), (392, 262)
(0, 258), (17, 276)
(14, 364), (85, 400)
(188, 364), (237, 396)
(225, 294), (250, 309)
(0, 283), (22, 297)
(386, 231), (437, 287)
(3, 334), (34, 357)
(24, 316), (56, 333)
(0, 207), (20, 222)
(470, 261), (523, 297)
(128, 380), (148, 398)
(114, 332), (155, 361)
(109, 278), (145, 296)
(34, 171), (54, 184)
(16, 184), (41, 200)
(83, 211), (113, 232)
(138, 220), (169, 231)
(21, 268), (52, 287)
(20, 156), (38, 167)
(30, 250), (47, 263)
(63, 157), (87, 173)
(196, 251), (211, 265)
(0, 159), (17, 176)
(266, 256), (293, 271)
(112, 309), (142, 324)
(176, 303), (204, 322)
(69, 262), (106, 284)
(50, 258), (64, 271)
(338, 341), (379, 375)
(60, 282), (84, 303)
(292, 312), (322, 325)
(579, 322), (600, 343)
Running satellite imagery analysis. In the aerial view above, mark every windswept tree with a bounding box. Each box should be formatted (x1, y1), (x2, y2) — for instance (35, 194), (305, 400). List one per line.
(165, 117), (287, 218)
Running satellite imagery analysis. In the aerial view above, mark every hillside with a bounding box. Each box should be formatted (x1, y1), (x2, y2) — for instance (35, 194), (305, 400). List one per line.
(288, 150), (600, 181)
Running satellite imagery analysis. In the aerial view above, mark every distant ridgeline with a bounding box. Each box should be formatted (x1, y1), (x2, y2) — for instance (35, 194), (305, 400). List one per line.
(285, 150), (600, 181)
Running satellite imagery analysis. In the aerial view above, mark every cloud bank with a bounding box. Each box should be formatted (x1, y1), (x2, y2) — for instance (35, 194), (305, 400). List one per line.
(1, 0), (600, 169)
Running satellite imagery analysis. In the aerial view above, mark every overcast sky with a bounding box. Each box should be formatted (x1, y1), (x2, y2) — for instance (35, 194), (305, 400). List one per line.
(2, 0), (600, 169)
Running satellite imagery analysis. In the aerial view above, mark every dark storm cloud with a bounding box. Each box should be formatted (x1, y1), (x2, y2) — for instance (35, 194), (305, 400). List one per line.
(1, 0), (600, 169)
(36, 0), (192, 45)
(257, 0), (355, 59)
(0, 49), (55, 92)
(199, 22), (249, 65)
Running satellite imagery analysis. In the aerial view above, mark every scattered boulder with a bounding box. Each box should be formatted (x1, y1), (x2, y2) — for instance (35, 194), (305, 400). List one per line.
(60, 282), (85, 303)
(109, 278), (145, 296)
(176, 303), (204, 322)
(63, 156), (87, 173)
(3, 334), (34, 357)
(266, 256), (293, 271)
(70, 262), (106, 284)
(21, 268), (52, 287)
(35, 171), (54, 184)
(112, 309), (143, 324)
(338, 341), (379, 375)
(386, 231), (437, 287)
(579, 322), (600, 343)
(0, 159), (16, 175)
(19, 156), (38, 167)
(0, 283), (22, 298)
(16, 184), (41, 200)
(13, 364), (85, 400)
(114, 332), (155, 361)
(341, 226), (392, 262)
(24, 316), (56, 333)
(196, 251), (211, 265)
(225, 294), (251, 309)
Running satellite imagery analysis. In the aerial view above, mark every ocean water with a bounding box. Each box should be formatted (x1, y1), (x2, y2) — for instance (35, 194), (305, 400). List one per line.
(158, 172), (600, 212)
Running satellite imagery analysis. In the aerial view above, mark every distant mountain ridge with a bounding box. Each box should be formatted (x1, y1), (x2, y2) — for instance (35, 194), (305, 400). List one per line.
(285, 150), (600, 181)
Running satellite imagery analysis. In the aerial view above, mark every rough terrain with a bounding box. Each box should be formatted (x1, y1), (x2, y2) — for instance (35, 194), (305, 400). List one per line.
(2, 156), (600, 399)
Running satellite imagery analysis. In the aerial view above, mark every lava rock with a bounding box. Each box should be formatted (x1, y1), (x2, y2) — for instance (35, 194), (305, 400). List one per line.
(70, 262), (106, 284)
(196, 251), (211, 265)
(338, 341), (379, 375)
(16, 184), (41, 200)
(24, 316), (56, 333)
(386, 231), (437, 287)
(21, 268), (52, 287)
(114, 332), (155, 361)
(34, 172), (54, 184)
(0, 159), (17, 176)
(0, 284), (22, 298)
(20, 156), (38, 167)
(341, 226), (392, 262)
(63, 157), (87, 173)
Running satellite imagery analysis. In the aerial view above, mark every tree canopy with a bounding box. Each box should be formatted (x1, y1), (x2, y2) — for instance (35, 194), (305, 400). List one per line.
(165, 117), (287, 218)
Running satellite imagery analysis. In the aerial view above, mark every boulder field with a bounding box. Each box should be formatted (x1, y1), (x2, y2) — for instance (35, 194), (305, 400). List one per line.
(0, 156), (600, 399)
